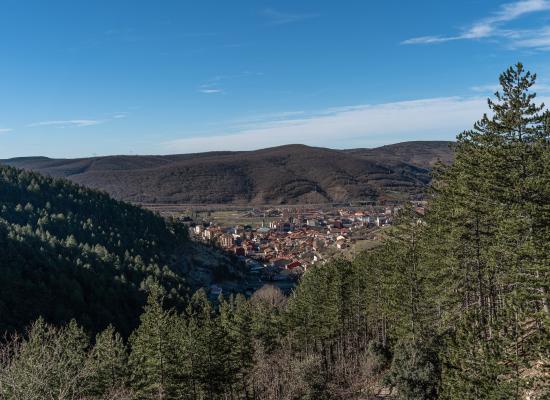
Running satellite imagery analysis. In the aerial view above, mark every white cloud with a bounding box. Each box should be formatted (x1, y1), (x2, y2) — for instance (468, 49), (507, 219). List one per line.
(403, 0), (550, 48)
(163, 96), (501, 153)
(197, 71), (263, 95)
(0, 128), (12, 134)
(199, 88), (224, 94)
(493, 0), (550, 20)
(262, 8), (320, 25)
(28, 119), (102, 128)
(510, 26), (550, 48)
(402, 36), (459, 45)
(470, 84), (501, 93)
(227, 111), (306, 127)
(112, 112), (128, 119)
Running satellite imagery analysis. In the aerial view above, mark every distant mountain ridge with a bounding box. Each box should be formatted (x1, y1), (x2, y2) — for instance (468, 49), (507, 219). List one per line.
(2, 141), (454, 204)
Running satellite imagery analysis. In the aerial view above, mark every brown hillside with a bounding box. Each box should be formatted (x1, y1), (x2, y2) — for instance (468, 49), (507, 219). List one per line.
(2, 141), (454, 205)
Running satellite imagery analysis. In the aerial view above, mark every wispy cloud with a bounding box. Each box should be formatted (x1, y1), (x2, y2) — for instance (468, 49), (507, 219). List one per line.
(163, 96), (525, 153)
(28, 111), (133, 127)
(262, 8), (320, 25)
(199, 88), (223, 94)
(470, 84), (502, 93)
(28, 120), (103, 128)
(0, 128), (12, 134)
(510, 26), (550, 48)
(228, 111), (307, 127)
(111, 112), (129, 119)
(198, 76), (228, 94)
(403, 0), (550, 49)
(197, 71), (263, 95)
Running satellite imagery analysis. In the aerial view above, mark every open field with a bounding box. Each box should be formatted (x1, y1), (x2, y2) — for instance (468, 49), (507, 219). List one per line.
(193, 210), (272, 228)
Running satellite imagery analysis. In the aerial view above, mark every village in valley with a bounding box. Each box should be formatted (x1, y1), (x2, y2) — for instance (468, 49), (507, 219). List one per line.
(172, 203), (426, 294)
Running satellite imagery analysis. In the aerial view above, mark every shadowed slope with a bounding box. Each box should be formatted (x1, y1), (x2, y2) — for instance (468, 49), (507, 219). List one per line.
(2, 141), (454, 204)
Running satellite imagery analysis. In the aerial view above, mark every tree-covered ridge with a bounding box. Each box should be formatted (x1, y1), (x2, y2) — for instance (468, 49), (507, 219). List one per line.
(0, 165), (188, 336)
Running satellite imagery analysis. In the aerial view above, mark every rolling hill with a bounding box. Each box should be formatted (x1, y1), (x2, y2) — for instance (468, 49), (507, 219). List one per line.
(2, 141), (454, 204)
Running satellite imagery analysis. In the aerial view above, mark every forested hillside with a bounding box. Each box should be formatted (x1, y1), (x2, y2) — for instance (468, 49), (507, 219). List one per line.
(0, 166), (189, 336)
(0, 64), (548, 399)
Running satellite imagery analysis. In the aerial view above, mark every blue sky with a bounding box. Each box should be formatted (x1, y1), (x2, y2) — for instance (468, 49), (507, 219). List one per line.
(1, 0), (550, 158)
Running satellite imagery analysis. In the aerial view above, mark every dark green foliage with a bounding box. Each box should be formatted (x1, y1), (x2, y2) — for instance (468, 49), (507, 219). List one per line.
(381, 204), (435, 341)
(366, 341), (391, 375)
(285, 259), (351, 345)
(249, 285), (286, 352)
(220, 294), (254, 398)
(128, 285), (184, 399)
(387, 338), (441, 400)
(185, 289), (232, 399)
(87, 325), (129, 397)
(284, 259), (392, 398)
(0, 165), (188, 336)
(425, 63), (550, 398)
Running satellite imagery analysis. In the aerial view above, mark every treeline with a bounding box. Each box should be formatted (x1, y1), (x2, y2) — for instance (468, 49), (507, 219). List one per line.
(0, 165), (189, 336)
(0, 63), (548, 399)
(0, 274), (393, 400)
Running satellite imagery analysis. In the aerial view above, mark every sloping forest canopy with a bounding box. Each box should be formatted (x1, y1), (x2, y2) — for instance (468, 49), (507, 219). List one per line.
(0, 166), (189, 336)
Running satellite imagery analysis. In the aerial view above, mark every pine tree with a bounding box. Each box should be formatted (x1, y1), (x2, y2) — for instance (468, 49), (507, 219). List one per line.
(352, 250), (392, 347)
(128, 285), (183, 400)
(185, 289), (231, 399)
(387, 338), (441, 400)
(249, 285), (286, 353)
(87, 324), (129, 397)
(220, 294), (254, 399)
(383, 204), (435, 341)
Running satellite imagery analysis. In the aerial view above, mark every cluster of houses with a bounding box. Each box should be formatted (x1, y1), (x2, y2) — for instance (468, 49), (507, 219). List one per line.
(185, 205), (424, 284)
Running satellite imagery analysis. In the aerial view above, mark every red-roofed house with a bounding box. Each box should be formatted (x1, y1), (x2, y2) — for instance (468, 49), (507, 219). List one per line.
(286, 261), (302, 270)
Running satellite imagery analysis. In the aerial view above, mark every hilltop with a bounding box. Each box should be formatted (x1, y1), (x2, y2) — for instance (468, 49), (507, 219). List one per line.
(3, 141), (454, 205)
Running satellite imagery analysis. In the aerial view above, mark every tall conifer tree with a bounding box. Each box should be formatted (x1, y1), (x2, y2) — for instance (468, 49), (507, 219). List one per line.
(128, 285), (182, 399)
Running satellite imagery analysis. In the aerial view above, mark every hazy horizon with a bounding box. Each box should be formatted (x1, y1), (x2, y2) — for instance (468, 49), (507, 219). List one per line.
(2, 139), (457, 160)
